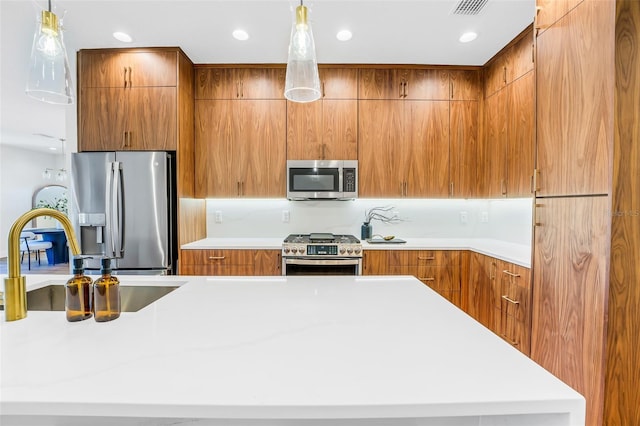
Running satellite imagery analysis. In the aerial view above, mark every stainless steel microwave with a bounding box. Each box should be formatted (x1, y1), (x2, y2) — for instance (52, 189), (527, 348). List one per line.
(286, 160), (358, 200)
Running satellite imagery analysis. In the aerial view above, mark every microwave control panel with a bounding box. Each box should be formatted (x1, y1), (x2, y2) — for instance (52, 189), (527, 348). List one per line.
(343, 168), (357, 193)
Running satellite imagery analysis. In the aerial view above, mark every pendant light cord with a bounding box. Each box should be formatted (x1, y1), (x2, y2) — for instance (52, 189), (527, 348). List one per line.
(48, 0), (52, 12)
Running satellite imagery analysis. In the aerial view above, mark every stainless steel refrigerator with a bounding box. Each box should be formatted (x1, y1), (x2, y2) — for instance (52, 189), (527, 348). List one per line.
(71, 151), (177, 275)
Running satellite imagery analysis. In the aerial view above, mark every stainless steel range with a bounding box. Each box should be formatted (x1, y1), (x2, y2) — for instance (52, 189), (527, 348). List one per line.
(282, 233), (362, 275)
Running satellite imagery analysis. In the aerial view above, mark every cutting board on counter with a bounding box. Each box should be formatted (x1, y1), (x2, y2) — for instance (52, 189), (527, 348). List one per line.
(366, 238), (406, 244)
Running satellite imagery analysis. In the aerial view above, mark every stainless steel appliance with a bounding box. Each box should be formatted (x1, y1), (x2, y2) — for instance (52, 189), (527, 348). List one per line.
(71, 151), (177, 275)
(287, 160), (358, 200)
(282, 233), (362, 275)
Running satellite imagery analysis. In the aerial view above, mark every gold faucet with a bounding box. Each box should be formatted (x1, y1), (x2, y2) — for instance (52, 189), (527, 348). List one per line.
(3, 208), (81, 321)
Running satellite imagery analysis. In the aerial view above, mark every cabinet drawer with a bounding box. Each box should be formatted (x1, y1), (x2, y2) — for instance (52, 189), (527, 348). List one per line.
(181, 249), (255, 266)
(181, 264), (254, 276)
(389, 250), (459, 266)
(499, 265), (531, 322)
(498, 312), (530, 355)
(417, 266), (460, 292)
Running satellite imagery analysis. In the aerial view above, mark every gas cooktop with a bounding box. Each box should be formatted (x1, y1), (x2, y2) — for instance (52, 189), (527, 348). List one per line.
(284, 233), (360, 244)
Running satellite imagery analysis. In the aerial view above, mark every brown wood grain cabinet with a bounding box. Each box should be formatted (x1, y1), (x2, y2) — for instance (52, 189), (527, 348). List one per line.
(363, 250), (462, 308)
(287, 69), (358, 160)
(77, 47), (197, 201)
(359, 68), (450, 100)
(535, 0), (584, 34)
(195, 67), (286, 99)
(180, 249), (281, 276)
(78, 48), (194, 153)
(531, 196), (609, 426)
(535, 2), (611, 197)
(195, 99), (286, 198)
(450, 100), (479, 198)
(466, 252), (531, 355)
(478, 38), (534, 199)
(359, 99), (450, 197)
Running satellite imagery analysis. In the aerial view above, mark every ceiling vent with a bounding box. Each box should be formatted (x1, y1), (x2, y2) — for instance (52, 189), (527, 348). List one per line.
(452, 0), (489, 15)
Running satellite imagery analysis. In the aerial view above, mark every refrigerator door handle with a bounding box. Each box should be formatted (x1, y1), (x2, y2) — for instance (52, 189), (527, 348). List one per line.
(111, 161), (123, 258)
(116, 161), (125, 257)
(105, 161), (116, 258)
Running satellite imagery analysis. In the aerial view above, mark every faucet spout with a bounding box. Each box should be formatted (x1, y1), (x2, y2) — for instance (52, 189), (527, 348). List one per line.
(3, 208), (81, 321)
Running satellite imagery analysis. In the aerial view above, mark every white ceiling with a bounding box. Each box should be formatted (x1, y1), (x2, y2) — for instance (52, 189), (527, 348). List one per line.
(0, 0), (534, 153)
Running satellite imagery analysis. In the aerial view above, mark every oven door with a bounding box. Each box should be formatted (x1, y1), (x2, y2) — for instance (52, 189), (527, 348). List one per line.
(283, 257), (362, 276)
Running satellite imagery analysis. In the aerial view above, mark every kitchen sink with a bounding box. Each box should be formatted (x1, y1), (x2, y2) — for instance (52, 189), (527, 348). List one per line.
(1, 284), (179, 312)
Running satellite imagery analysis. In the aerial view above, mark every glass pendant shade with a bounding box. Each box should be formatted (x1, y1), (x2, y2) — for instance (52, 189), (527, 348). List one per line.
(26, 7), (74, 105)
(284, 4), (321, 103)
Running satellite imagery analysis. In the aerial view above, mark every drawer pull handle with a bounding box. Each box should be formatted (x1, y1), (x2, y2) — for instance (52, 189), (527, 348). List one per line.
(502, 270), (521, 278)
(418, 256), (435, 261)
(501, 295), (520, 305)
(501, 333), (519, 346)
(421, 277), (435, 281)
(208, 256), (226, 260)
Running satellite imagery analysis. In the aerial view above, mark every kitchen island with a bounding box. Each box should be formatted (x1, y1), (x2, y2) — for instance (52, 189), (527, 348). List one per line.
(1, 274), (583, 425)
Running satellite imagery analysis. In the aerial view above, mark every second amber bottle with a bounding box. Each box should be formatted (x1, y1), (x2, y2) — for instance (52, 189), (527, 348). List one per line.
(93, 257), (121, 322)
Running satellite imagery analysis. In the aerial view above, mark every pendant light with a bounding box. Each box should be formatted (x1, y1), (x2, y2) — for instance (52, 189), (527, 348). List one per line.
(26, 0), (74, 105)
(284, 0), (321, 103)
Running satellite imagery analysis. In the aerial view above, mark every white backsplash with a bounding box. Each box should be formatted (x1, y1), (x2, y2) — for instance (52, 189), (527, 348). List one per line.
(205, 198), (533, 246)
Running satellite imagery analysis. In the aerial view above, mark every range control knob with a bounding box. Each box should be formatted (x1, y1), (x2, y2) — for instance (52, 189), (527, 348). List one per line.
(297, 246), (305, 254)
(283, 247), (291, 254)
(347, 247), (353, 254)
(340, 247), (346, 254)
(354, 248), (362, 255)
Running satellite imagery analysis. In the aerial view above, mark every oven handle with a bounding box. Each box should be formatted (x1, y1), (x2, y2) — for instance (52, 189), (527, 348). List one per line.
(283, 257), (361, 266)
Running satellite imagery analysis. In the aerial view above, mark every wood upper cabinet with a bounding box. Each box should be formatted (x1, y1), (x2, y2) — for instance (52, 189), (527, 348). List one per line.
(195, 99), (286, 197)
(450, 70), (481, 101)
(286, 70), (358, 160)
(484, 27), (534, 98)
(195, 67), (286, 99)
(359, 68), (450, 100)
(80, 87), (177, 151)
(180, 249), (281, 276)
(78, 48), (193, 154)
(478, 70), (534, 198)
(359, 100), (450, 197)
(319, 68), (358, 99)
(450, 100), (478, 198)
(535, 0), (584, 33)
(79, 50), (177, 88)
(535, 4), (611, 197)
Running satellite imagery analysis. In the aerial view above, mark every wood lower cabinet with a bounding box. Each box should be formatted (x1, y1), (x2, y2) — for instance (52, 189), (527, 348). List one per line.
(466, 252), (532, 355)
(180, 249), (281, 276)
(195, 99), (286, 197)
(363, 250), (463, 308)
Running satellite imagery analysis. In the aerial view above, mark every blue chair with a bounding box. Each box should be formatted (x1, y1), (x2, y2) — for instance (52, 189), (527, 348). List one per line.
(19, 231), (52, 270)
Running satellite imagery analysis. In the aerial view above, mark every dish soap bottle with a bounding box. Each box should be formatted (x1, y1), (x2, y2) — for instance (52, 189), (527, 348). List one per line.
(93, 258), (121, 322)
(65, 256), (93, 322)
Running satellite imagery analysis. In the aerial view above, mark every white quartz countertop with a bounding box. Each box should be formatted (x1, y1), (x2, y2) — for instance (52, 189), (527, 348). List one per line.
(1, 274), (582, 425)
(182, 237), (531, 267)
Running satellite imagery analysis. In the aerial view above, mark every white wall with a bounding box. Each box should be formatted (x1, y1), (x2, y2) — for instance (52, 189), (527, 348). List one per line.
(205, 198), (533, 245)
(0, 144), (65, 258)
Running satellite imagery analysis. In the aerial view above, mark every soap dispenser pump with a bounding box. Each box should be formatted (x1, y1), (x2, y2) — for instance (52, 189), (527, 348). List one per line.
(65, 256), (93, 322)
(93, 257), (121, 322)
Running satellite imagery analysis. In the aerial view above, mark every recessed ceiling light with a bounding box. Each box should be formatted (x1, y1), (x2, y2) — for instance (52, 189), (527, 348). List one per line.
(113, 32), (133, 43)
(233, 29), (249, 41)
(336, 29), (352, 41)
(459, 31), (478, 43)
(48, 147), (57, 151)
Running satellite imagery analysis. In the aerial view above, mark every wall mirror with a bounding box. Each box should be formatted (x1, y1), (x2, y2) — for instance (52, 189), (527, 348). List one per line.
(31, 185), (68, 228)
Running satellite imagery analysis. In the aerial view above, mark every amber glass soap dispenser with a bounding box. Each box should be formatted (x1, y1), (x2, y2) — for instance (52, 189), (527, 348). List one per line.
(93, 258), (121, 322)
(65, 256), (93, 322)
